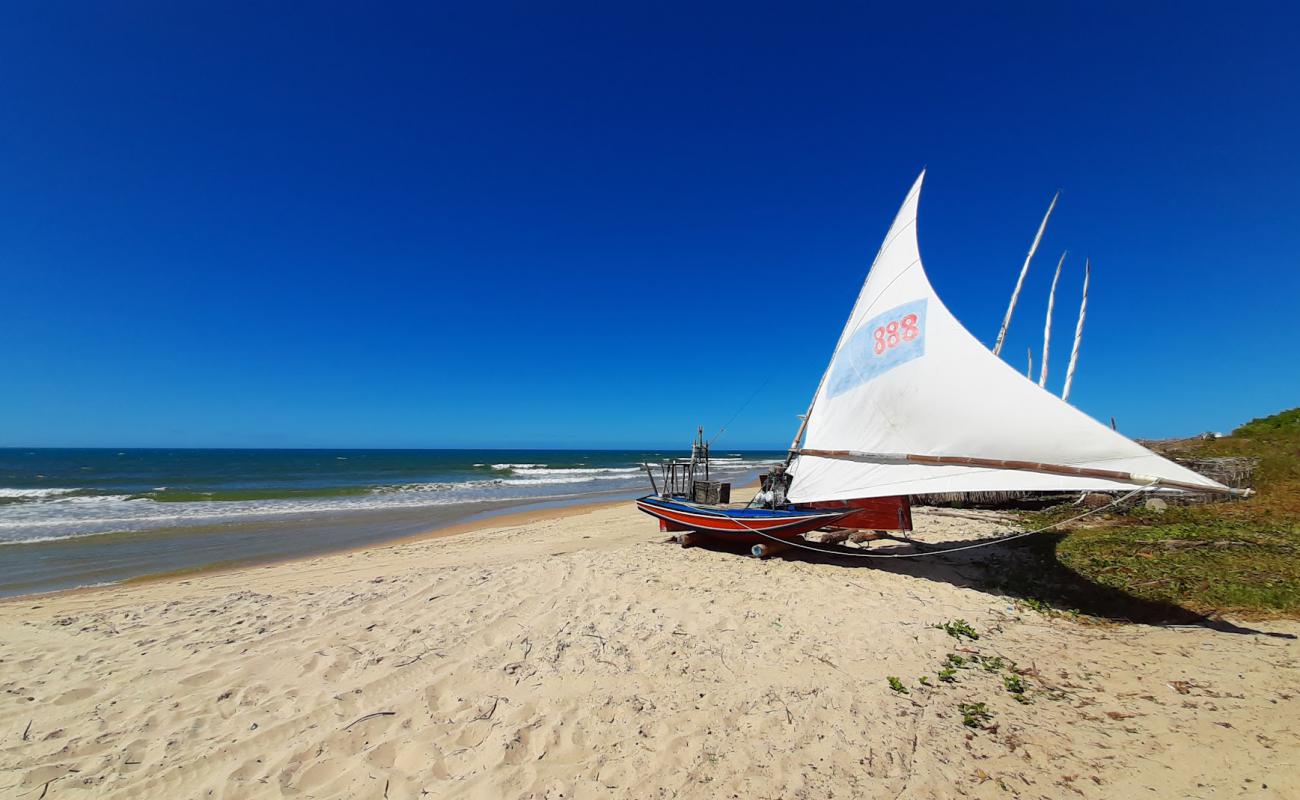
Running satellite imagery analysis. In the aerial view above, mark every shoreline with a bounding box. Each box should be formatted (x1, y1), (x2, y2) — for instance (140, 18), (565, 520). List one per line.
(0, 447), (777, 600)
(1, 491), (634, 605)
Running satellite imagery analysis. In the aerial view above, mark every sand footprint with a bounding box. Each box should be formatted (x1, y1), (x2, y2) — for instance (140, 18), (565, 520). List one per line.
(501, 725), (536, 766)
(53, 685), (97, 705)
(179, 668), (221, 687)
(393, 740), (449, 781)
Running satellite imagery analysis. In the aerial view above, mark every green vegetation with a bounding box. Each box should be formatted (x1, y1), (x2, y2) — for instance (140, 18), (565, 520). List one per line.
(934, 619), (980, 640)
(1004, 408), (1300, 618)
(972, 654), (1006, 672)
(937, 666), (957, 683)
(1003, 673), (1029, 703)
(887, 676), (909, 694)
(917, 675), (931, 687)
(1234, 408), (1300, 439)
(958, 702), (993, 729)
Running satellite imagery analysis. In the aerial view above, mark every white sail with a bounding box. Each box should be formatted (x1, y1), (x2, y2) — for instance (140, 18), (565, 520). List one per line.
(788, 172), (1228, 502)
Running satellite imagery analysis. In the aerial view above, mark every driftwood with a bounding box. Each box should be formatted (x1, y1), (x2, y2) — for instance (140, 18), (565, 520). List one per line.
(813, 529), (854, 546)
(474, 696), (501, 721)
(343, 711), (395, 731)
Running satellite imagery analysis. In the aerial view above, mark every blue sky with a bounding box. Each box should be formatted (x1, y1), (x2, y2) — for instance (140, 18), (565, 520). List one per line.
(2, 2), (1297, 449)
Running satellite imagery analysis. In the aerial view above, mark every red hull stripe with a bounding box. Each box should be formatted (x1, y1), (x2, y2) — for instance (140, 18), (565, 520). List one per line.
(635, 500), (847, 537)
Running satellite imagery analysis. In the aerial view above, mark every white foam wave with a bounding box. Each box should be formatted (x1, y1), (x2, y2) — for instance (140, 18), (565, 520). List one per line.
(510, 467), (642, 476)
(0, 459), (775, 545)
(0, 487), (83, 498)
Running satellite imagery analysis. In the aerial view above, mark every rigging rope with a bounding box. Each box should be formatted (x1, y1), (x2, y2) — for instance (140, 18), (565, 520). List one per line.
(709, 375), (772, 446)
(716, 482), (1156, 559)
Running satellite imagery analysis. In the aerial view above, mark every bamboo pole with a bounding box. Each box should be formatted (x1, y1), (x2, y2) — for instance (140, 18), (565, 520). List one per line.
(1039, 251), (1066, 387)
(993, 191), (1059, 356)
(1062, 258), (1089, 403)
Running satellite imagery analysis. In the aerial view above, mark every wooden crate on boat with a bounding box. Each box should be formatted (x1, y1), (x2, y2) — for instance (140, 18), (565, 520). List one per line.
(692, 481), (731, 505)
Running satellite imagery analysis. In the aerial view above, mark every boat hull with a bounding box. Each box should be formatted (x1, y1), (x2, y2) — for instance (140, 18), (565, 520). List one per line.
(795, 495), (913, 531)
(635, 495), (849, 543)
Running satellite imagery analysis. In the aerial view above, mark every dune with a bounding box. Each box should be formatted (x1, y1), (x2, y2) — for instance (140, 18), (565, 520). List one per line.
(1, 498), (1297, 798)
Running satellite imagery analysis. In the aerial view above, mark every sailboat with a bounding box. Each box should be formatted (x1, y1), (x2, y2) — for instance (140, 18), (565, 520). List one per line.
(635, 171), (1242, 544)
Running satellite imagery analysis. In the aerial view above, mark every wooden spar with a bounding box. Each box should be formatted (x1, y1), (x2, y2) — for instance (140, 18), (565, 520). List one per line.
(1062, 258), (1090, 402)
(1026, 346), (1033, 379)
(785, 413), (811, 466)
(993, 191), (1059, 356)
(1040, 251), (1066, 387)
(796, 448), (1252, 496)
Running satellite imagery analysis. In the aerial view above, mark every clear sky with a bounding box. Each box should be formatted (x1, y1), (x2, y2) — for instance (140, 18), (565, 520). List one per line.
(2, 2), (1297, 449)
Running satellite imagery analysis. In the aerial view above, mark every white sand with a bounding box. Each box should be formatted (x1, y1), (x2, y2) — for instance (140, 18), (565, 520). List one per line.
(2, 500), (1298, 799)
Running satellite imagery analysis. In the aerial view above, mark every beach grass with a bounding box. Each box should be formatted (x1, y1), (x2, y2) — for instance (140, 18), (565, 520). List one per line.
(1030, 408), (1300, 618)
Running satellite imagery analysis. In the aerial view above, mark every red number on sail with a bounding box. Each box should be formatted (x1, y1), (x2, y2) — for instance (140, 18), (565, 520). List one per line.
(872, 313), (921, 357)
(900, 313), (919, 341)
(873, 327), (887, 354)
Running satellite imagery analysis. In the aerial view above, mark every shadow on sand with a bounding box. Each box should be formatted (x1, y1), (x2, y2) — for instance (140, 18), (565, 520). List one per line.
(683, 532), (1296, 639)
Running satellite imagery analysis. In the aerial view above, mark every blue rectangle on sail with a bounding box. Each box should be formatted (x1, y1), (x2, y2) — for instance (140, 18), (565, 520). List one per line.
(827, 299), (928, 397)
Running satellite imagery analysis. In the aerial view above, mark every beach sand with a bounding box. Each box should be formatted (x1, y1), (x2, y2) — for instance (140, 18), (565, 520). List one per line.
(2, 499), (1297, 799)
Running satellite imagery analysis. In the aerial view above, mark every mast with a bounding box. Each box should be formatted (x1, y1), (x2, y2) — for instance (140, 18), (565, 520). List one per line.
(1062, 259), (1090, 403)
(993, 191), (1059, 356)
(1039, 251), (1066, 387)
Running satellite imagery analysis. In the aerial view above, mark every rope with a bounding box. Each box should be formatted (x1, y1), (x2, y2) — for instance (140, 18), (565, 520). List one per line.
(710, 376), (773, 446)
(726, 482), (1156, 559)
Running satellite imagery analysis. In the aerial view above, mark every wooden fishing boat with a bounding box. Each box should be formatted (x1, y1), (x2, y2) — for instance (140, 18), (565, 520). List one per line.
(636, 171), (1243, 553)
(634, 496), (850, 543)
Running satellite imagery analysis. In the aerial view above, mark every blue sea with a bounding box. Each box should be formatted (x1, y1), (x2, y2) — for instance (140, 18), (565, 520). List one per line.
(0, 448), (779, 597)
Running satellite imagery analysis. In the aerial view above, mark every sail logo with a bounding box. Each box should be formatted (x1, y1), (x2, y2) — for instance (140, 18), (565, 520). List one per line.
(827, 299), (928, 397)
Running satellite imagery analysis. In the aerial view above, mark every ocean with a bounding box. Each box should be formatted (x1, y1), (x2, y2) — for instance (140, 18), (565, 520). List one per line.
(0, 448), (779, 597)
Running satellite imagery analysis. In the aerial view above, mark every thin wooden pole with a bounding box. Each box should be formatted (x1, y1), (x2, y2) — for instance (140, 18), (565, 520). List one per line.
(1026, 346), (1033, 379)
(1039, 251), (1066, 387)
(796, 448), (1250, 496)
(643, 463), (660, 496)
(1062, 258), (1090, 403)
(993, 192), (1055, 356)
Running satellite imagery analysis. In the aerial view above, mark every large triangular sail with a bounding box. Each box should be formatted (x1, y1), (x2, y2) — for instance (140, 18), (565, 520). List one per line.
(787, 172), (1231, 503)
